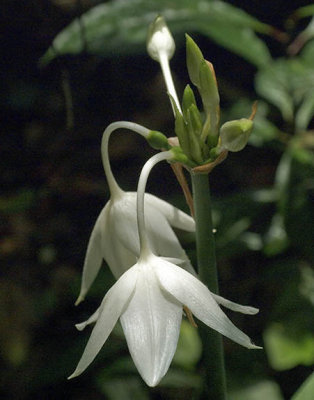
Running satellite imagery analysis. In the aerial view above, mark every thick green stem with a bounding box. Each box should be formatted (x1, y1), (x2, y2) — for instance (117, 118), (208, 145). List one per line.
(191, 172), (227, 400)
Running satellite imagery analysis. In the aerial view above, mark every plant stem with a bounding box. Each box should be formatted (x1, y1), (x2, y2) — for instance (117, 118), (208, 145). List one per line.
(191, 172), (227, 400)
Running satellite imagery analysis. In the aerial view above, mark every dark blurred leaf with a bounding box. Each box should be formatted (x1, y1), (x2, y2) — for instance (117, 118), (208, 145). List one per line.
(263, 214), (289, 256)
(98, 377), (150, 400)
(41, 0), (272, 67)
(0, 189), (35, 214)
(283, 143), (314, 259)
(214, 189), (276, 257)
(291, 373), (314, 400)
(231, 380), (284, 400)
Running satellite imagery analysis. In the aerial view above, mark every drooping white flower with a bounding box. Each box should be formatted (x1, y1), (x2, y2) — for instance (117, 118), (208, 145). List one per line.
(75, 122), (195, 305)
(69, 151), (261, 386)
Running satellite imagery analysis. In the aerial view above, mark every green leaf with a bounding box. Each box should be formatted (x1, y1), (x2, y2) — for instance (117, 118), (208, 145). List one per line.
(256, 58), (314, 127)
(173, 320), (202, 370)
(41, 0), (273, 67)
(291, 373), (314, 400)
(255, 60), (294, 123)
(231, 380), (284, 400)
(263, 324), (314, 371)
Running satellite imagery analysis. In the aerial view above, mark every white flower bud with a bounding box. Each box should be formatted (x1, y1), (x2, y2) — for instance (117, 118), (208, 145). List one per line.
(147, 16), (175, 62)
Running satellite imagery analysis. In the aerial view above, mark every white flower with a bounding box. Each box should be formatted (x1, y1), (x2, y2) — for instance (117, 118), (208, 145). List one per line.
(68, 251), (260, 386)
(75, 122), (195, 305)
(76, 189), (196, 304)
(70, 150), (261, 387)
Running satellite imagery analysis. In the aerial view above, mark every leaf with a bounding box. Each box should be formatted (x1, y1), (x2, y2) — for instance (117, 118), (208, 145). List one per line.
(41, 0), (272, 67)
(255, 60), (294, 122)
(231, 380), (284, 400)
(291, 373), (314, 400)
(173, 320), (202, 370)
(98, 377), (150, 400)
(256, 58), (314, 127)
(263, 324), (314, 371)
(283, 144), (314, 259)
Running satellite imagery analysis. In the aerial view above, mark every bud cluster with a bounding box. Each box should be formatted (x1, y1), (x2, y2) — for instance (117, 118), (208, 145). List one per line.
(147, 17), (255, 170)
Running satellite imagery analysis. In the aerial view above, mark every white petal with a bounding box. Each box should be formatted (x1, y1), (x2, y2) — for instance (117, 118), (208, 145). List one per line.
(155, 260), (261, 349)
(75, 206), (108, 305)
(211, 293), (259, 315)
(100, 195), (138, 278)
(145, 193), (195, 232)
(109, 192), (196, 276)
(75, 306), (102, 331)
(68, 265), (138, 379)
(120, 260), (182, 387)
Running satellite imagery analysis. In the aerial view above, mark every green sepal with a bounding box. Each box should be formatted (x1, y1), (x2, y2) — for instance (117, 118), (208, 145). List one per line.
(186, 34), (204, 88)
(219, 118), (253, 152)
(169, 94), (192, 160)
(186, 106), (203, 164)
(182, 84), (197, 119)
(147, 130), (171, 150)
(187, 104), (202, 138)
(170, 146), (196, 168)
(199, 60), (220, 140)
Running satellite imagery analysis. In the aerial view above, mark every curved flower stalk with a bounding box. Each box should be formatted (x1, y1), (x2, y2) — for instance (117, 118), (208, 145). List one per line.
(69, 151), (261, 386)
(75, 121), (195, 305)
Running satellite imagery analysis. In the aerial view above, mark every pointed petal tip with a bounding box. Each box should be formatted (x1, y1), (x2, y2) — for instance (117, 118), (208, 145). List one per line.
(142, 374), (162, 387)
(67, 371), (77, 380)
(75, 322), (86, 331)
(75, 295), (85, 306)
(245, 306), (259, 315)
(249, 340), (263, 350)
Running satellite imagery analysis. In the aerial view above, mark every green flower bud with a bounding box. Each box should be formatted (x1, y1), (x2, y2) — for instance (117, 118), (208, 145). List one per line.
(147, 16), (175, 62)
(147, 130), (171, 150)
(219, 118), (253, 152)
(186, 34), (204, 88)
(199, 60), (220, 140)
(169, 94), (191, 160)
(182, 84), (197, 119)
(170, 146), (196, 168)
(186, 106), (203, 164)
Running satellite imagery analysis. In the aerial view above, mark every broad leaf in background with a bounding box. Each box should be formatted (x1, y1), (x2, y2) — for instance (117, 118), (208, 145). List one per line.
(41, 0), (272, 68)
(264, 324), (314, 371)
(263, 262), (314, 371)
(255, 57), (314, 129)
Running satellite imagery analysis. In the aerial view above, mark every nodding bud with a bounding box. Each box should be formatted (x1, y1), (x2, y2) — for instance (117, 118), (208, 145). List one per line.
(219, 118), (253, 152)
(147, 16), (175, 62)
(147, 130), (171, 150)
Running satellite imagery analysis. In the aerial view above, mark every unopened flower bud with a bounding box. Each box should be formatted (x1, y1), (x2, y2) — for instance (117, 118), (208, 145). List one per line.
(219, 118), (253, 152)
(147, 16), (175, 62)
(147, 130), (171, 150)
